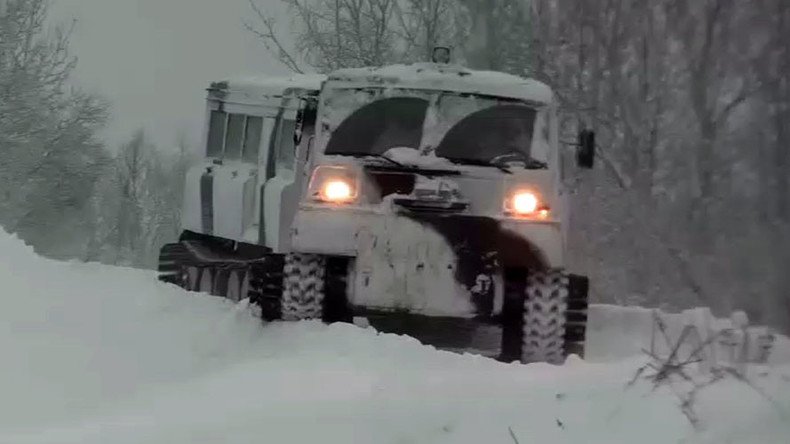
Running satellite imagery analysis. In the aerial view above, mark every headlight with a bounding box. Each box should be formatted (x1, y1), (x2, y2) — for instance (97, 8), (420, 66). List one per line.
(308, 165), (358, 203)
(505, 189), (549, 219)
(513, 191), (538, 214)
(322, 179), (353, 202)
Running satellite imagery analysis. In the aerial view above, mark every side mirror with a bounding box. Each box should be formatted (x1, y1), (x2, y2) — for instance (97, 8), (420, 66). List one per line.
(576, 129), (595, 169)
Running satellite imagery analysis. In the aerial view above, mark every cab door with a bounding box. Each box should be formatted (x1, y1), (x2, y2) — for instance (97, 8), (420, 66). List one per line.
(261, 95), (317, 253)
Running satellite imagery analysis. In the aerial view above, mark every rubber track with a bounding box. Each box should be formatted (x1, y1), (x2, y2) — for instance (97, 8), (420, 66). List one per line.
(157, 241), (284, 320)
(248, 257), (284, 321)
(157, 243), (191, 285)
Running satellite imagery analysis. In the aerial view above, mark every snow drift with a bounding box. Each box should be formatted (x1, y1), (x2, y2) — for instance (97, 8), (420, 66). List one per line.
(0, 227), (788, 444)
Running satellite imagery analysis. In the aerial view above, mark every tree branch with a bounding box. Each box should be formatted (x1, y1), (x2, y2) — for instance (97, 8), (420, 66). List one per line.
(245, 0), (305, 73)
(596, 144), (633, 189)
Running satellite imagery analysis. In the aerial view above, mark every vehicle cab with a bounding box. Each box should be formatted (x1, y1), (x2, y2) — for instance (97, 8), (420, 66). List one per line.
(291, 62), (580, 317)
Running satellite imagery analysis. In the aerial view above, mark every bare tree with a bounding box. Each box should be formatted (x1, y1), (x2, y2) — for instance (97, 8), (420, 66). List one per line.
(89, 129), (198, 268)
(394, 0), (468, 63)
(0, 0), (109, 258)
(524, 0), (789, 330)
(667, 0), (760, 217)
(245, 0), (466, 72)
(114, 130), (149, 262)
(458, 0), (531, 73)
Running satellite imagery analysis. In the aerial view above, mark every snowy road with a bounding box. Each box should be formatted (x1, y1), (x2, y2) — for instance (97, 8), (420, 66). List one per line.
(1, 229), (789, 444)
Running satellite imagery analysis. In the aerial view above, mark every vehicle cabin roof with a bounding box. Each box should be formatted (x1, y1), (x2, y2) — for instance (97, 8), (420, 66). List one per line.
(326, 63), (553, 104)
(207, 74), (326, 103)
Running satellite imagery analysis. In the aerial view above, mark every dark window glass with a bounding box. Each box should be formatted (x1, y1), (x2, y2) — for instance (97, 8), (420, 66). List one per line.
(435, 105), (538, 164)
(242, 116), (263, 163)
(207, 110), (226, 157)
(325, 97), (428, 155)
(277, 119), (296, 170)
(224, 114), (245, 160)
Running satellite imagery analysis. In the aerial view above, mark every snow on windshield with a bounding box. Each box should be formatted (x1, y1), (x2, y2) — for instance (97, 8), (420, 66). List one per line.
(322, 88), (548, 167)
(382, 146), (455, 168)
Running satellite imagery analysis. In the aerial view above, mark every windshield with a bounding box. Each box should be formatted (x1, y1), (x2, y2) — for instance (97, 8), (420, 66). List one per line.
(325, 97), (427, 155)
(323, 89), (547, 167)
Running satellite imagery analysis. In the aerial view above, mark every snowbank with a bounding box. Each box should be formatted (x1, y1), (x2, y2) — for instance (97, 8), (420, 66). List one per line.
(0, 230), (267, 430)
(586, 304), (790, 365)
(1, 228), (788, 443)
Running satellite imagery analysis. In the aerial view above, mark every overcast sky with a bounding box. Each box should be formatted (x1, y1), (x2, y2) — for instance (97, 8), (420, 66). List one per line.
(50, 0), (293, 150)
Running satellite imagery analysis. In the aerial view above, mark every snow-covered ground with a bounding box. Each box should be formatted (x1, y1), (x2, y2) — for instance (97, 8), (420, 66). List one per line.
(1, 228), (789, 444)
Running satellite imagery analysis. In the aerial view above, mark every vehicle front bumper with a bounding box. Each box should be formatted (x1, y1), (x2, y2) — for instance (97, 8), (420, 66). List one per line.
(290, 205), (565, 268)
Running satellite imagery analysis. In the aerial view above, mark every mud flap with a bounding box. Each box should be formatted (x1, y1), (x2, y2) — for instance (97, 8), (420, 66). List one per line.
(499, 267), (527, 362)
(565, 274), (589, 357)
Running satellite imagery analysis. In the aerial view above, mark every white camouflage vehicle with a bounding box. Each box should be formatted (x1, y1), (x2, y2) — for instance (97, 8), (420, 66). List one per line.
(158, 54), (596, 364)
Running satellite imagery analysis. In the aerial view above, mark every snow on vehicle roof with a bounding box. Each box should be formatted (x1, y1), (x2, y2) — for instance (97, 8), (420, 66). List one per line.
(210, 73), (326, 95)
(327, 63), (553, 104)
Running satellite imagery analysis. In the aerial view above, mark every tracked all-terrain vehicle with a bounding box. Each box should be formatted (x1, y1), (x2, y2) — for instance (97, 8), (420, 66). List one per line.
(158, 54), (596, 364)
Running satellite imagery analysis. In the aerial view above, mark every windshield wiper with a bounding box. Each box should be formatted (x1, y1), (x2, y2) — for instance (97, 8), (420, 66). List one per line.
(490, 153), (547, 170)
(517, 159), (548, 169)
(342, 152), (405, 168)
(446, 157), (513, 174)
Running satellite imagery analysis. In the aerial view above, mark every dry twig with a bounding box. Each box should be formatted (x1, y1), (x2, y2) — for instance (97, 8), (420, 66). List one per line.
(628, 311), (785, 429)
(508, 426), (520, 444)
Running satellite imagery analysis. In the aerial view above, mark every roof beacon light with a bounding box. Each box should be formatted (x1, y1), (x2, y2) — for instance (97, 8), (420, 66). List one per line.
(432, 46), (451, 64)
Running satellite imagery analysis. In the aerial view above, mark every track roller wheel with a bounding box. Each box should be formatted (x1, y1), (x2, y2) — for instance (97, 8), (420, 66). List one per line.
(198, 267), (215, 294)
(184, 266), (201, 291)
(225, 269), (245, 302)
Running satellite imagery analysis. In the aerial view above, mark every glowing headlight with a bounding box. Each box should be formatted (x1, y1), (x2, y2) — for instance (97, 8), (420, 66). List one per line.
(322, 179), (353, 202)
(512, 191), (539, 214)
(505, 189), (549, 219)
(308, 165), (358, 204)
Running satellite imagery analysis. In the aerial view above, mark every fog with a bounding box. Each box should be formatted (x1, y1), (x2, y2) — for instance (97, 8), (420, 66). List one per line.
(50, 0), (290, 149)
